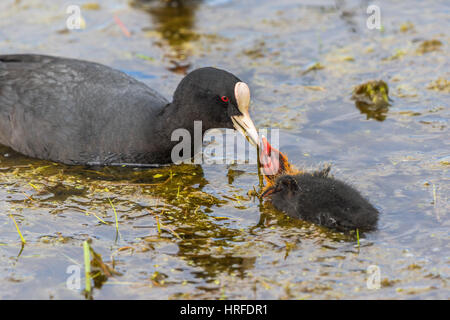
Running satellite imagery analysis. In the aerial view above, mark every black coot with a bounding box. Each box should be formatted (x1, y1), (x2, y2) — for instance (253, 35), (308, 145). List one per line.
(260, 137), (379, 232)
(0, 54), (258, 165)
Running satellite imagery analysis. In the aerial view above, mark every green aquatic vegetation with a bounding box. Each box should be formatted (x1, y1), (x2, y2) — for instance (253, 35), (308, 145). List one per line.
(416, 39), (443, 54)
(352, 80), (390, 106)
(113, 14), (131, 37)
(155, 215), (162, 235)
(39, 183), (85, 201)
(399, 22), (414, 32)
(1, 0), (449, 300)
(90, 246), (121, 277)
(130, 0), (199, 48)
(135, 53), (156, 62)
(108, 198), (120, 237)
(28, 183), (39, 190)
(81, 3), (100, 10)
(340, 56), (355, 62)
(82, 240), (124, 297)
(395, 84), (418, 98)
(301, 62), (325, 75)
(86, 241), (122, 293)
(383, 49), (406, 61)
(155, 214), (182, 239)
(432, 184), (437, 207)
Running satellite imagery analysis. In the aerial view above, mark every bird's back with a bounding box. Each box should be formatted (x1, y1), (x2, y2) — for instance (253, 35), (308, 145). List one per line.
(0, 54), (168, 164)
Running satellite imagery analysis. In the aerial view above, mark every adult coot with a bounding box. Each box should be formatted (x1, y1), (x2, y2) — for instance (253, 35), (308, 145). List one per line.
(259, 137), (379, 231)
(0, 54), (258, 165)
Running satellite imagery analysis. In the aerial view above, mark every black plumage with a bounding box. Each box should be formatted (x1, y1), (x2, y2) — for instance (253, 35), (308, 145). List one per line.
(0, 54), (252, 165)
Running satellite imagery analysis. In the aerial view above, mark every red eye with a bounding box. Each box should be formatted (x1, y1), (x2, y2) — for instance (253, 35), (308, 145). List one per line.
(221, 96), (229, 103)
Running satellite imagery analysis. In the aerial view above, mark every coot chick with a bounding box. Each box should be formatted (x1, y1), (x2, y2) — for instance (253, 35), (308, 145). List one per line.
(0, 54), (258, 165)
(259, 137), (379, 232)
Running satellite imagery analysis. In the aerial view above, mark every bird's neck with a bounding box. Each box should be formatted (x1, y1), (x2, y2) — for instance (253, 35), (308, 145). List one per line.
(154, 102), (205, 162)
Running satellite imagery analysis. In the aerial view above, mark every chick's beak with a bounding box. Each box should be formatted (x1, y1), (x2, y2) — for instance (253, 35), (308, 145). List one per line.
(232, 82), (259, 147)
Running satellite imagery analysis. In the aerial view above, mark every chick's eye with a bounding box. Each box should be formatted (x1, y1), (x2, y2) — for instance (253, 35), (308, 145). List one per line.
(221, 96), (229, 103)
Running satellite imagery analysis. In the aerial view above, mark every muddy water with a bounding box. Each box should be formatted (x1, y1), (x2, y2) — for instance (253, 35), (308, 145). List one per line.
(0, 0), (448, 299)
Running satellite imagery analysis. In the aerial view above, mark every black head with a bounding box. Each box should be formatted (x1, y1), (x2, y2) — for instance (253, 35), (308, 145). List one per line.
(172, 67), (259, 146)
(262, 175), (299, 200)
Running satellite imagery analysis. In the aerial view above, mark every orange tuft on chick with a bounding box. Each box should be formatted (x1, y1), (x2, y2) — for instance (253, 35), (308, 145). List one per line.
(259, 136), (300, 193)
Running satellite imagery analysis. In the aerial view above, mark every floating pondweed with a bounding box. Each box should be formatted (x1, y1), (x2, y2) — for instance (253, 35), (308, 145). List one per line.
(352, 80), (391, 121)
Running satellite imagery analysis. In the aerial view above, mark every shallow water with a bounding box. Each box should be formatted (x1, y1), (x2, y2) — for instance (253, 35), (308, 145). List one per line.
(0, 0), (448, 299)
